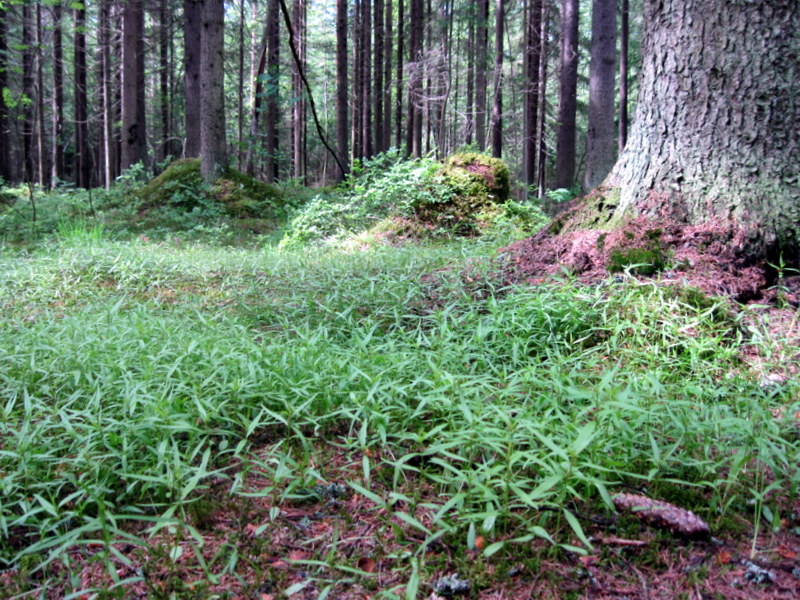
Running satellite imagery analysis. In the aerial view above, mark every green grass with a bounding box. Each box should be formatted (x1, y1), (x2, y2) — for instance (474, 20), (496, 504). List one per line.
(1, 223), (799, 597)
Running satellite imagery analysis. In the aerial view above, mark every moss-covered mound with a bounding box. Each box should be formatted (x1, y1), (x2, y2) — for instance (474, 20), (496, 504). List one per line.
(137, 158), (285, 219)
(417, 152), (511, 233)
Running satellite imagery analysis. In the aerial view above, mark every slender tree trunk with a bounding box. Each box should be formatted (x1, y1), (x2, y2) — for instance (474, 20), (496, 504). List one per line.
(0, 5), (9, 183)
(336, 0), (349, 178)
(353, 0), (363, 159)
(383, 0), (393, 151)
(489, 0), (504, 158)
(583, 0), (616, 190)
(291, 0), (307, 179)
(618, 0), (629, 152)
(51, 2), (65, 186)
(160, 0), (171, 163)
(100, 0), (114, 187)
(407, 0), (423, 156)
(245, 22), (269, 176)
(121, 0), (146, 171)
(184, 0), (203, 157)
(465, 4), (474, 145)
(22, 4), (34, 182)
(394, 0), (404, 148)
(200, 0), (227, 182)
(523, 0), (542, 192)
(535, 0), (549, 197)
(265, 0), (280, 181)
(34, 4), (48, 188)
(238, 0), (246, 168)
(74, 3), (91, 186)
(554, 0), (579, 189)
(362, 0), (373, 157)
(474, 0), (489, 151)
(374, 0), (385, 153)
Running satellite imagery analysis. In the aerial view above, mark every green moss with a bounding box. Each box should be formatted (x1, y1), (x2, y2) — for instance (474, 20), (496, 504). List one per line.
(608, 246), (666, 275)
(136, 158), (286, 219)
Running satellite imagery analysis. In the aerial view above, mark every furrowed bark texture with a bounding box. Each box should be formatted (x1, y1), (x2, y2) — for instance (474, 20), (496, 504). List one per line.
(609, 0), (800, 258)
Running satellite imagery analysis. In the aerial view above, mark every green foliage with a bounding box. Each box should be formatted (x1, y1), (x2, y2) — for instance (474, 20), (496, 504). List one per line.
(608, 228), (667, 275)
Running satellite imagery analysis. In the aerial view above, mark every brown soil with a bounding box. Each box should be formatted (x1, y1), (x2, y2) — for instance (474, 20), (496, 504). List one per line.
(499, 217), (793, 306)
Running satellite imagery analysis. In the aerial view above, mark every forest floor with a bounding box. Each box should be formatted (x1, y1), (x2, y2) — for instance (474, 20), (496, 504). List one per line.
(2, 213), (800, 600)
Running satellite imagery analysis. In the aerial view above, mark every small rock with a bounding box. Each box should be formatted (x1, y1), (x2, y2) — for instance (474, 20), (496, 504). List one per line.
(742, 560), (775, 585)
(432, 574), (471, 597)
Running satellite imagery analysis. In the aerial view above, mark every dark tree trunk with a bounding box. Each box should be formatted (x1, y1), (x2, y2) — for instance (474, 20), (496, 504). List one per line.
(265, 0), (280, 181)
(353, 0), (363, 159)
(184, 0), (203, 157)
(22, 3), (34, 182)
(618, 0), (629, 152)
(554, 0), (579, 189)
(465, 5), (474, 145)
(121, 0), (146, 171)
(51, 2), (65, 186)
(200, 0), (227, 182)
(583, 0), (616, 190)
(489, 0), (504, 158)
(291, 0), (307, 179)
(374, 0), (385, 153)
(336, 0), (349, 178)
(523, 0), (542, 192)
(383, 0), (393, 152)
(534, 0), (549, 197)
(34, 4), (48, 188)
(593, 0), (800, 261)
(394, 0), (404, 148)
(474, 0), (489, 151)
(100, 0), (115, 187)
(160, 0), (172, 163)
(0, 5), (8, 183)
(362, 0), (373, 158)
(74, 3), (91, 187)
(238, 0), (246, 168)
(407, 0), (423, 156)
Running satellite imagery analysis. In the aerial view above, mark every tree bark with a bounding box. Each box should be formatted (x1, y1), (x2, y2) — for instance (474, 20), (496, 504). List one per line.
(489, 0), (504, 158)
(374, 0), (385, 153)
(200, 0), (227, 182)
(51, 2), (65, 186)
(394, 0), (404, 148)
(362, 0), (373, 158)
(554, 0), (579, 189)
(184, 0), (203, 157)
(160, 0), (172, 164)
(121, 0), (146, 171)
(474, 0), (489, 151)
(523, 0), (542, 192)
(0, 4), (8, 182)
(34, 3), (48, 188)
(383, 0), (393, 152)
(265, 0), (280, 181)
(583, 0), (616, 190)
(74, 3), (91, 187)
(618, 0), (629, 152)
(291, 0), (307, 179)
(238, 0), (246, 169)
(336, 0), (349, 178)
(595, 0), (800, 260)
(22, 3), (34, 182)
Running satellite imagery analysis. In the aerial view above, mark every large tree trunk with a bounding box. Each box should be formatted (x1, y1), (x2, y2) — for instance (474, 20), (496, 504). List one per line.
(335, 0), (349, 179)
(586, 0), (799, 261)
(489, 0), (504, 158)
(74, 3), (91, 187)
(200, 0), (227, 182)
(474, 0), (489, 151)
(121, 0), (146, 171)
(583, 0), (616, 190)
(265, 0), (280, 181)
(554, 0), (579, 190)
(184, 0), (203, 157)
(51, 2), (65, 187)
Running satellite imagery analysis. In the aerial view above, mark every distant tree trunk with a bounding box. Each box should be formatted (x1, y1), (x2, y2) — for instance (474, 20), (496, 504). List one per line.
(362, 0), (373, 158)
(22, 3), (34, 182)
(99, 0), (114, 187)
(74, 3), (91, 187)
(374, 0), (385, 153)
(159, 0), (172, 163)
(51, 2), (65, 186)
(291, 0), (307, 179)
(554, 0), (579, 189)
(121, 0), (146, 171)
(394, 0), (404, 148)
(583, 0), (616, 190)
(245, 20), (268, 176)
(34, 3), (48, 188)
(0, 5), (9, 182)
(200, 0), (227, 182)
(465, 5), (474, 145)
(535, 0), (549, 197)
(407, 0), (424, 156)
(336, 0), (349, 178)
(577, 0), (800, 262)
(618, 0), (629, 152)
(489, 0), (504, 158)
(474, 0), (489, 151)
(523, 0), (542, 193)
(383, 0), (393, 151)
(353, 0), (363, 159)
(265, 0), (280, 181)
(184, 0), (203, 157)
(238, 0), (246, 168)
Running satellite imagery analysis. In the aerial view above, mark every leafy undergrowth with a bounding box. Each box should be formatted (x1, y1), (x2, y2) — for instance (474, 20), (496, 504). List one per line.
(1, 228), (800, 599)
